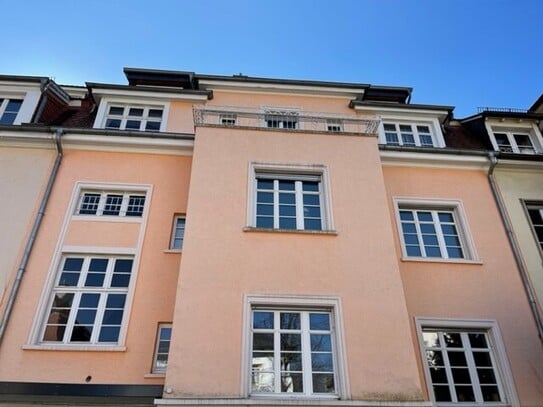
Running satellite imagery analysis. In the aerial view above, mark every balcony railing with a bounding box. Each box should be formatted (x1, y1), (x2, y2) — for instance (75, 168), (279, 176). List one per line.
(477, 107), (528, 114)
(193, 106), (380, 136)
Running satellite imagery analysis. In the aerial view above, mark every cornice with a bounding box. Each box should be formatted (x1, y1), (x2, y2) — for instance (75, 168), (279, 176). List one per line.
(380, 150), (489, 170)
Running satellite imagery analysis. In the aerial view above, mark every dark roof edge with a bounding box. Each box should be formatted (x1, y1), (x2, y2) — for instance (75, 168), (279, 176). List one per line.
(0, 74), (48, 84)
(86, 82), (212, 97)
(528, 93), (543, 113)
(460, 111), (543, 122)
(379, 144), (488, 156)
(351, 100), (454, 112)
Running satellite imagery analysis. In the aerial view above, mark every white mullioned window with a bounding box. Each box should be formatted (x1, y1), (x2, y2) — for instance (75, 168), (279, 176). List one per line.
(525, 201), (543, 254)
(153, 324), (172, 373)
(416, 319), (518, 405)
(219, 113), (237, 126)
(0, 98), (23, 125)
(103, 104), (164, 131)
(326, 119), (343, 132)
(493, 131), (538, 154)
(394, 199), (477, 261)
(170, 216), (186, 250)
(41, 255), (133, 345)
(383, 123), (435, 147)
(255, 175), (323, 231)
(251, 309), (337, 396)
(76, 191), (146, 217)
(265, 110), (299, 129)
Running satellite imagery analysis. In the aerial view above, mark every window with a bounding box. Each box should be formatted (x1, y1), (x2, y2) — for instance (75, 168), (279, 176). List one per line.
(153, 324), (172, 373)
(383, 123), (435, 147)
(326, 119), (343, 132)
(395, 199), (477, 261)
(525, 202), (543, 254)
(219, 113), (237, 126)
(41, 255), (133, 344)
(251, 309), (336, 396)
(104, 105), (163, 131)
(265, 110), (298, 129)
(170, 216), (186, 250)
(76, 191), (146, 217)
(255, 176), (323, 231)
(493, 131), (537, 154)
(421, 327), (507, 404)
(0, 98), (23, 125)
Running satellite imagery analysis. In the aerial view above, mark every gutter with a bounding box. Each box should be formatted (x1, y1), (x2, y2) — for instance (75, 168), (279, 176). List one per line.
(487, 152), (543, 341)
(0, 128), (64, 343)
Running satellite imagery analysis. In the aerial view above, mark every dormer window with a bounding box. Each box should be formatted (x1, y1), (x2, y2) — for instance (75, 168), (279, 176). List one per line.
(487, 123), (543, 155)
(382, 123), (436, 147)
(494, 131), (536, 154)
(0, 98), (23, 125)
(103, 105), (164, 131)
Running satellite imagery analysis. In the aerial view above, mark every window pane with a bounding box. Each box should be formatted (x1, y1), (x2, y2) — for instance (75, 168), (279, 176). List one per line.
(257, 179), (274, 190)
(444, 333), (462, 347)
(280, 313), (300, 330)
(481, 385), (501, 401)
(98, 326), (120, 342)
(108, 106), (124, 115)
(252, 372), (274, 392)
(310, 334), (331, 352)
(105, 118), (121, 128)
(312, 373), (335, 393)
(280, 372), (303, 392)
(280, 334), (301, 351)
(279, 217), (296, 229)
(128, 108), (144, 116)
(302, 181), (319, 192)
(149, 109), (163, 118)
(311, 353), (333, 371)
(146, 121), (161, 131)
(455, 385), (475, 402)
(430, 367), (447, 383)
(448, 351), (467, 366)
(256, 216), (274, 228)
(278, 181), (295, 191)
(310, 313), (330, 330)
(125, 120), (141, 130)
(253, 333), (274, 350)
(253, 312), (274, 329)
(433, 385), (451, 401)
(257, 191), (273, 203)
(423, 332), (440, 347)
(469, 333), (487, 348)
(473, 352), (493, 367)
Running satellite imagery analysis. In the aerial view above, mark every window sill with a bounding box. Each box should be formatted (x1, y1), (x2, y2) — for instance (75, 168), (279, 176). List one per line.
(243, 227), (337, 236)
(401, 257), (483, 265)
(23, 344), (127, 352)
(144, 373), (166, 378)
(72, 215), (143, 223)
(163, 249), (182, 254)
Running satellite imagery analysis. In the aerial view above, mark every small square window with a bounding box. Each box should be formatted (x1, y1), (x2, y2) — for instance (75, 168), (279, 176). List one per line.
(152, 324), (172, 373)
(170, 216), (186, 250)
(395, 199), (477, 261)
(219, 113), (237, 126)
(326, 119), (343, 132)
(265, 110), (299, 129)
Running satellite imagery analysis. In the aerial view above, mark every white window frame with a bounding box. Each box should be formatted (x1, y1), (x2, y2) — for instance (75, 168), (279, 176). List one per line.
(0, 98), (24, 125)
(93, 98), (170, 132)
(74, 190), (147, 218)
(242, 294), (349, 399)
(415, 317), (519, 406)
(219, 113), (237, 126)
(378, 116), (446, 148)
(39, 254), (134, 346)
(0, 86), (41, 125)
(523, 201), (543, 258)
(152, 323), (172, 373)
(263, 108), (301, 130)
(486, 123), (543, 155)
(326, 119), (343, 132)
(170, 215), (186, 250)
(393, 197), (479, 262)
(247, 162), (334, 232)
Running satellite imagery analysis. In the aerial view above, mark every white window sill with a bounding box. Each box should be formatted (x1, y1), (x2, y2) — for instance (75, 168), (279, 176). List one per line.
(144, 372), (166, 378)
(163, 249), (182, 254)
(243, 227), (337, 236)
(401, 257), (483, 265)
(23, 344), (126, 352)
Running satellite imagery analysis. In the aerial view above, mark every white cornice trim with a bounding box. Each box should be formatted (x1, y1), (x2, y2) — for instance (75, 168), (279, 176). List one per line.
(0, 82), (42, 93)
(0, 131), (56, 149)
(62, 133), (194, 155)
(353, 104), (450, 118)
(91, 88), (209, 102)
(198, 79), (365, 98)
(494, 159), (543, 171)
(380, 150), (489, 170)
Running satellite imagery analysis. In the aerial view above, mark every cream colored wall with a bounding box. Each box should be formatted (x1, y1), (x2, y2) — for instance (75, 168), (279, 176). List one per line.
(0, 149), (192, 385)
(0, 146), (55, 310)
(494, 168), (543, 313)
(165, 127), (424, 401)
(383, 166), (543, 405)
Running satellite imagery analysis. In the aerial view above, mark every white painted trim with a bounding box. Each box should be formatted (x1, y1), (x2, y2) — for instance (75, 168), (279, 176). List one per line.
(414, 317), (519, 407)
(22, 344), (126, 352)
(93, 98), (171, 131)
(379, 151), (489, 170)
(352, 104), (450, 118)
(378, 115), (446, 148)
(241, 294), (350, 400)
(485, 119), (543, 154)
(155, 400), (432, 407)
(27, 181), (153, 348)
(392, 197), (480, 262)
(247, 162), (334, 231)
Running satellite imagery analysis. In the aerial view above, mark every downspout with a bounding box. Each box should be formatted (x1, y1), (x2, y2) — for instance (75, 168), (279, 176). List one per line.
(487, 152), (543, 341)
(0, 128), (64, 343)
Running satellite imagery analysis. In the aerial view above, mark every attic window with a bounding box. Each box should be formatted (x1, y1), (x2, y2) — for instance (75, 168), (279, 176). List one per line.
(103, 104), (164, 132)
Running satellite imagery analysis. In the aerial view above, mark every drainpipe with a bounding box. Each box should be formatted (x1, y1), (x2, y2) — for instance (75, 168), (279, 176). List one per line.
(0, 128), (64, 343)
(487, 152), (543, 341)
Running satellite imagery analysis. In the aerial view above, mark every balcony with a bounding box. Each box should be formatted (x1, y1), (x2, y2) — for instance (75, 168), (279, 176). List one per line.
(193, 106), (380, 136)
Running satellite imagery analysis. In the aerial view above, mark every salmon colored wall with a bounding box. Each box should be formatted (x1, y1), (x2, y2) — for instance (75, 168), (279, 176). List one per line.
(165, 127), (423, 400)
(166, 101), (197, 134)
(383, 166), (543, 405)
(64, 221), (140, 248)
(0, 149), (192, 385)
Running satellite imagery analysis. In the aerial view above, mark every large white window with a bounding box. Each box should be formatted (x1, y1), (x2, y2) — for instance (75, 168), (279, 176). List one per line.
(394, 199), (477, 261)
(525, 201), (543, 255)
(41, 255), (133, 345)
(152, 324), (172, 373)
(0, 98), (23, 125)
(103, 104), (164, 131)
(417, 319), (517, 406)
(249, 163), (333, 232)
(383, 123), (435, 147)
(76, 191), (146, 218)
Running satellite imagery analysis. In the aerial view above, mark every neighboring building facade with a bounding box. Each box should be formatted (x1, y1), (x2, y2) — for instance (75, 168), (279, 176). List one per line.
(0, 68), (541, 407)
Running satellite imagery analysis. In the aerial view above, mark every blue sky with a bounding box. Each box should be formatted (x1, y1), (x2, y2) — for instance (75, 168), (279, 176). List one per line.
(2, 0), (542, 117)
